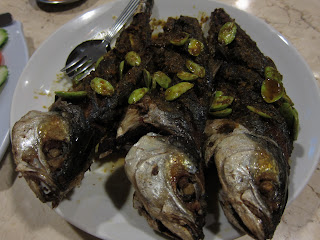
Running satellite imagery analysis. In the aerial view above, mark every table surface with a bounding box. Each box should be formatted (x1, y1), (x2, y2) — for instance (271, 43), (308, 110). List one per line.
(1, 0), (320, 239)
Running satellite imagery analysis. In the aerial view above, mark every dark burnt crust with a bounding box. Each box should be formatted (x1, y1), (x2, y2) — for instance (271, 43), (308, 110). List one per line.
(58, 12), (154, 158)
(215, 63), (293, 160)
(150, 15), (214, 151)
(208, 9), (294, 160)
(116, 15), (215, 158)
(208, 8), (276, 77)
(16, 11), (156, 207)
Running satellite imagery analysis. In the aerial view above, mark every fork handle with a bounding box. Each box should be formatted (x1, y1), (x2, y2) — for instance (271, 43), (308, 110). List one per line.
(103, 0), (140, 44)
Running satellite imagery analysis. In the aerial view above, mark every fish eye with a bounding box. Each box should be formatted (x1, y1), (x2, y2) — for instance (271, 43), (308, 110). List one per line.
(259, 181), (275, 196)
(228, 203), (255, 237)
(257, 177), (276, 200)
(177, 176), (196, 202)
(258, 180), (281, 212)
(42, 139), (68, 159)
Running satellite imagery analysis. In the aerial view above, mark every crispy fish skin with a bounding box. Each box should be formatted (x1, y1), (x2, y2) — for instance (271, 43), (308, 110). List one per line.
(11, 0), (154, 206)
(204, 8), (294, 240)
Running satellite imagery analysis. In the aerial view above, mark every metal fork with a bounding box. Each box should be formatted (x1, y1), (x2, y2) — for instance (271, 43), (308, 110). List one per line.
(61, 0), (141, 81)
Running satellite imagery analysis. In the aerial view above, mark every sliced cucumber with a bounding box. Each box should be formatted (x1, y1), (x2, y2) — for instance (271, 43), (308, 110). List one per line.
(0, 28), (8, 49)
(0, 65), (8, 87)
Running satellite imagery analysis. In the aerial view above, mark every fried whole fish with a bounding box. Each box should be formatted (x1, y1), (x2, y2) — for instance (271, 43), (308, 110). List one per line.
(11, 0), (154, 207)
(120, 16), (217, 239)
(120, 94), (208, 240)
(204, 8), (298, 240)
(125, 133), (206, 240)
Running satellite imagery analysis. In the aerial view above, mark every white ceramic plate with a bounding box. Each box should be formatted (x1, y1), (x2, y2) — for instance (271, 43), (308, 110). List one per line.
(0, 21), (28, 161)
(10, 0), (320, 239)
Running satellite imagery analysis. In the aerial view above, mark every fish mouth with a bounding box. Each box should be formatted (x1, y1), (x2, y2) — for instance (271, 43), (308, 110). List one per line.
(134, 192), (204, 240)
(158, 215), (204, 240)
(220, 188), (276, 240)
(162, 215), (205, 240)
(18, 167), (61, 205)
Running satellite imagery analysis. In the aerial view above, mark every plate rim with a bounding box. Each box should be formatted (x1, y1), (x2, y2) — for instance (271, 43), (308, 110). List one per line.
(9, 0), (320, 239)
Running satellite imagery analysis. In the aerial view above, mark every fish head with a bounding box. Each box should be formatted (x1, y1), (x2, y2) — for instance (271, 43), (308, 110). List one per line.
(125, 133), (206, 240)
(12, 110), (71, 203)
(205, 119), (288, 240)
(219, 149), (287, 240)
